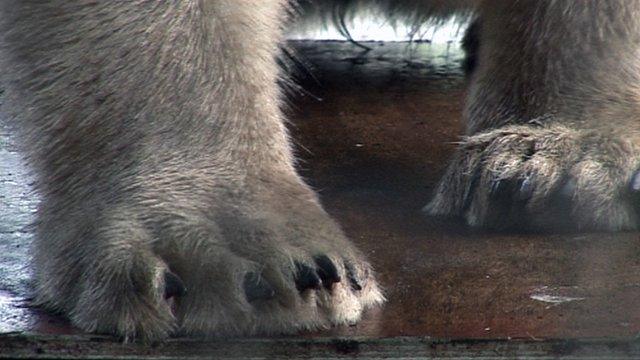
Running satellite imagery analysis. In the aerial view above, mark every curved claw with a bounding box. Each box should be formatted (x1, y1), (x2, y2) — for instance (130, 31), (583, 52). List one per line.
(489, 179), (506, 199)
(314, 255), (341, 290)
(164, 271), (187, 299)
(558, 178), (577, 201)
(243, 272), (275, 302)
(345, 262), (362, 291)
(516, 176), (534, 202)
(630, 170), (640, 192)
(294, 262), (321, 292)
(490, 178), (520, 203)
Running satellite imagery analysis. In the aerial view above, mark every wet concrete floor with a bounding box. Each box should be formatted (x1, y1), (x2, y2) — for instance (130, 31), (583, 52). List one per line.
(287, 41), (640, 340)
(1, 40), (640, 357)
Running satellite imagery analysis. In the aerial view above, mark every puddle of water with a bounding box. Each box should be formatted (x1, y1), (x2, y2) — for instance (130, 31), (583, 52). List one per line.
(529, 286), (586, 304)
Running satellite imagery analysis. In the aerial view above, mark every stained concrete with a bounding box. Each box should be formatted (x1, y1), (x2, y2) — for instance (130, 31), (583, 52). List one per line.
(1, 40), (640, 357)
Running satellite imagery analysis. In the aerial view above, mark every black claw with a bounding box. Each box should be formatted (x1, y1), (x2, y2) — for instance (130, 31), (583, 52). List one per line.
(491, 175), (535, 204)
(294, 262), (321, 292)
(462, 167), (482, 212)
(164, 271), (187, 299)
(490, 178), (519, 204)
(345, 263), (363, 291)
(243, 272), (275, 302)
(630, 170), (640, 192)
(314, 255), (341, 290)
(558, 178), (576, 201)
(516, 176), (534, 202)
(490, 179), (506, 197)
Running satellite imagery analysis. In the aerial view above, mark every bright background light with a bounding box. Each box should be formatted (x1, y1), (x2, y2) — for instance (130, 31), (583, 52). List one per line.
(288, 16), (467, 43)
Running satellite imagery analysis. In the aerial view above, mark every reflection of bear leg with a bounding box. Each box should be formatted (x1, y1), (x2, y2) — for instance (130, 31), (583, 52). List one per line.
(0, 1), (383, 341)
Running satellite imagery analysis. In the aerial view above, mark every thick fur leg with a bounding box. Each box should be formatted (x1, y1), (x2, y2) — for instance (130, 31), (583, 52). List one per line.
(0, 0), (383, 341)
(428, 1), (640, 231)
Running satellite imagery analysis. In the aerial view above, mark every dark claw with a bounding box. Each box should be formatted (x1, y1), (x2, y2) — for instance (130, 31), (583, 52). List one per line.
(630, 170), (640, 192)
(345, 263), (362, 291)
(516, 176), (534, 202)
(490, 179), (506, 198)
(294, 262), (321, 292)
(164, 271), (187, 299)
(558, 178), (576, 201)
(462, 167), (482, 212)
(243, 272), (275, 302)
(491, 176), (534, 204)
(314, 255), (341, 289)
(490, 178), (519, 204)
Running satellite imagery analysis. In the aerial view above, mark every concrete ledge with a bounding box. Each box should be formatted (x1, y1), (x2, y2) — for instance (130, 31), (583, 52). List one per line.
(1, 333), (640, 359)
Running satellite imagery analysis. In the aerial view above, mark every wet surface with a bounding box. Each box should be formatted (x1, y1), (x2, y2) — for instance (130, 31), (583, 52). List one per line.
(0, 128), (36, 334)
(1, 40), (640, 354)
(286, 41), (640, 340)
